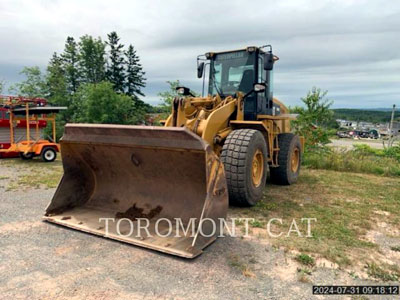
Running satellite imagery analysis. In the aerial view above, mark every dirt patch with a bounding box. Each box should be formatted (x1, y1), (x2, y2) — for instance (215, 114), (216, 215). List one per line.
(315, 258), (339, 269)
(54, 245), (77, 256)
(269, 257), (298, 282)
(374, 210), (391, 216)
(0, 220), (44, 234)
(4, 271), (61, 298)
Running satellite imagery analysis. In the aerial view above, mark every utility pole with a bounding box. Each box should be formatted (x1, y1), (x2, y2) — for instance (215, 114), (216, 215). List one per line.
(387, 104), (396, 148)
(390, 104), (396, 136)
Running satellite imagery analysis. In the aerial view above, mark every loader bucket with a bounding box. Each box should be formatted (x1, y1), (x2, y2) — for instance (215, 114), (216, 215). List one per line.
(43, 124), (228, 258)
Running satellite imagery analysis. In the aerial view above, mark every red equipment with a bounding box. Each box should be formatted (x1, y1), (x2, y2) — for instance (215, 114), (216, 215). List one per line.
(0, 96), (48, 158)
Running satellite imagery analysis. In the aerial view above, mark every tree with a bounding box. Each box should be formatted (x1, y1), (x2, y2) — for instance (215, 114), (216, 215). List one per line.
(10, 32), (151, 132)
(292, 87), (334, 149)
(72, 81), (145, 124)
(78, 35), (106, 84)
(106, 31), (125, 93)
(0, 79), (4, 94)
(46, 53), (68, 105)
(61, 37), (80, 93)
(42, 53), (70, 141)
(125, 44), (146, 98)
(157, 80), (181, 113)
(10, 66), (46, 98)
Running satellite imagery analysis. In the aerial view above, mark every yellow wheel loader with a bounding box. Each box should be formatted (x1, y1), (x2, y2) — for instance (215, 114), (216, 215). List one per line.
(44, 45), (303, 258)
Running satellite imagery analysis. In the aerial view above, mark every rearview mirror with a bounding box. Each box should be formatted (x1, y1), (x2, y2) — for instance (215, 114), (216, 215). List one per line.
(264, 53), (274, 71)
(253, 83), (266, 93)
(197, 62), (205, 78)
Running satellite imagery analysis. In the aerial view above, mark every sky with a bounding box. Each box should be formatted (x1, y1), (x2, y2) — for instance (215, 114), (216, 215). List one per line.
(0, 0), (399, 108)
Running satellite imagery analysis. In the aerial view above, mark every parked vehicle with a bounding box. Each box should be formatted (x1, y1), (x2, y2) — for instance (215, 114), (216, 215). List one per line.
(44, 45), (304, 258)
(337, 131), (351, 138)
(0, 96), (66, 162)
(0, 97), (47, 158)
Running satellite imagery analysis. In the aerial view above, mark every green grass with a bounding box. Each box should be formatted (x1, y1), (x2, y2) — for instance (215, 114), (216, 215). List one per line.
(295, 254), (315, 267)
(366, 262), (400, 282)
(390, 246), (400, 252)
(304, 145), (400, 177)
(0, 158), (62, 190)
(227, 254), (256, 278)
(297, 267), (313, 283)
(297, 267), (312, 275)
(231, 168), (400, 268)
(17, 172), (61, 189)
(249, 219), (263, 228)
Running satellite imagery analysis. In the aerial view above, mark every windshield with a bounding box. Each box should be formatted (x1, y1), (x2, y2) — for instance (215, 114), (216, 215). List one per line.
(208, 50), (256, 97)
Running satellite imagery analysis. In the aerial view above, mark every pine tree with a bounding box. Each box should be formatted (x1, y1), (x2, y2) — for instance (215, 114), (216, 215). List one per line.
(78, 35), (106, 84)
(106, 31), (125, 93)
(46, 53), (71, 139)
(46, 52), (68, 106)
(125, 44), (146, 98)
(61, 37), (80, 93)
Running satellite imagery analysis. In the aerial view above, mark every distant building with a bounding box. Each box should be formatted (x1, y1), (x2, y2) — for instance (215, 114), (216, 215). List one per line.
(337, 119), (357, 129)
(390, 121), (400, 136)
(377, 121), (400, 136)
(358, 121), (374, 131)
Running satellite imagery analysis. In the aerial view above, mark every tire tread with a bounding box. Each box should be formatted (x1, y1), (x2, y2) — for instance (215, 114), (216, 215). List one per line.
(270, 133), (301, 185)
(221, 129), (266, 206)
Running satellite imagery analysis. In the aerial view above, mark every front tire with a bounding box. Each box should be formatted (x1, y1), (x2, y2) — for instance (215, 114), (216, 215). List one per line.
(221, 129), (268, 206)
(41, 147), (57, 162)
(270, 133), (301, 185)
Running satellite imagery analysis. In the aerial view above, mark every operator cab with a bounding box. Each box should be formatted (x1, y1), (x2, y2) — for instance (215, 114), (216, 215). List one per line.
(197, 45), (279, 120)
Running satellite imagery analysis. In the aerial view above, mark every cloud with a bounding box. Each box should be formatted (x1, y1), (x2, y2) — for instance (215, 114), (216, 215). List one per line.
(0, 0), (399, 108)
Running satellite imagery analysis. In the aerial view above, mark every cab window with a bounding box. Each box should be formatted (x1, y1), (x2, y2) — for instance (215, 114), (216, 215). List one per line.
(258, 56), (266, 83)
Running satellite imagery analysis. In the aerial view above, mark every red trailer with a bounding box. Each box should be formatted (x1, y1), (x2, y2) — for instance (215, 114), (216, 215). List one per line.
(0, 96), (48, 158)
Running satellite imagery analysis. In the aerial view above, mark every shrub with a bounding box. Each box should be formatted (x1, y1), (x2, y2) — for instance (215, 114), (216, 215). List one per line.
(295, 254), (315, 267)
(291, 87), (334, 150)
(72, 81), (145, 124)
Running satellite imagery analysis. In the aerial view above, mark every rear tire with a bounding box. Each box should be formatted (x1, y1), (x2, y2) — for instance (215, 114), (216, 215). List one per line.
(270, 133), (301, 185)
(20, 152), (34, 160)
(221, 129), (268, 206)
(41, 147), (57, 162)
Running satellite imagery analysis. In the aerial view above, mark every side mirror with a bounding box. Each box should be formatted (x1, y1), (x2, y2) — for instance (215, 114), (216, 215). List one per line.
(197, 62), (205, 78)
(253, 83), (266, 93)
(264, 53), (274, 71)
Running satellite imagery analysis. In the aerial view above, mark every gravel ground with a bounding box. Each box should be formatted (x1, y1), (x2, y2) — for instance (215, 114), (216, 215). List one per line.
(0, 159), (398, 299)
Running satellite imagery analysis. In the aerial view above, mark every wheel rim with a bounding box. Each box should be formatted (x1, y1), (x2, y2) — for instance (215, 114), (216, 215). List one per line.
(44, 150), (55, 161)
(251, 149), (264, 187)
(291, 148), (300, 173)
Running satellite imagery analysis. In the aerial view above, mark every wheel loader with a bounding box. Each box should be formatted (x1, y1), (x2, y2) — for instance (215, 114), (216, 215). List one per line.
(43, 45), (303, 258)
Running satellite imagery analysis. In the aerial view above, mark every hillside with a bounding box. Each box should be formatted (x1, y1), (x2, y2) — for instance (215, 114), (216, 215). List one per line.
(332, 108), (399, 123)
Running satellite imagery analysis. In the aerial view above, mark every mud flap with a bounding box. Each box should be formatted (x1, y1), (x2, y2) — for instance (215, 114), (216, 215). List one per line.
(43, 124), (228, 258)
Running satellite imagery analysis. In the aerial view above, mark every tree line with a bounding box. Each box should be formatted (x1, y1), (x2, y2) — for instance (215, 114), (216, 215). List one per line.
(332, 109), (399, 124)
(10, 31), (149, 137)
